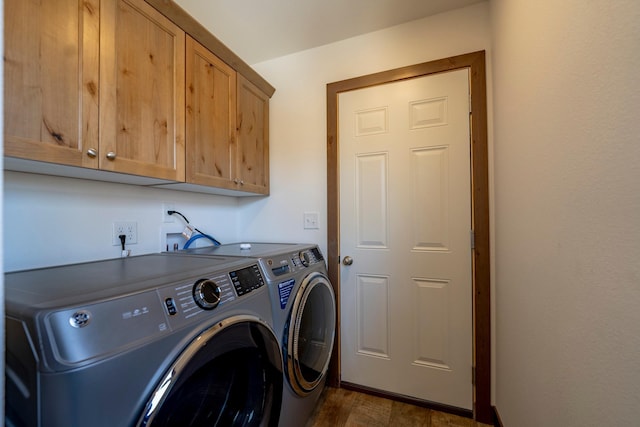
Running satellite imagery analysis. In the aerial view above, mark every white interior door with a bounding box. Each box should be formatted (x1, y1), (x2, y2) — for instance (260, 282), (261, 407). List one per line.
(339, 69), (472, 409)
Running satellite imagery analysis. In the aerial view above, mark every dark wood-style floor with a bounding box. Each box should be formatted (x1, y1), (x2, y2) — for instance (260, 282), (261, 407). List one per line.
(306, 387), (493, 427)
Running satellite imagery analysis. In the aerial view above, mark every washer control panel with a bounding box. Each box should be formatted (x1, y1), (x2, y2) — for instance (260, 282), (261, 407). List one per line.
(192, 279), (222, 310)
(160, 263), (264, 328)
(160, 270), (236, 328)
(23, 255), (266, 370)
(229, 263), (265, 296)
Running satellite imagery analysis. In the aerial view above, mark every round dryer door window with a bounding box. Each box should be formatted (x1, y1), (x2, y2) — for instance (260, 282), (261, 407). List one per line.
(285, 272), (336, 396)
(138, 315), (282, 427)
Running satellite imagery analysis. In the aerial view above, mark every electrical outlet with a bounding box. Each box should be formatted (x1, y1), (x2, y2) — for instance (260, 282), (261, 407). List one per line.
(113, 221), (138, 245)
(163, 203), (175, 223)
(303, 212), (319, 229)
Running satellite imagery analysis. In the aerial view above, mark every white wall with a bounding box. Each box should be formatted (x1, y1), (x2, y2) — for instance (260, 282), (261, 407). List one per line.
(3, 172), (247, 271)
(241, 2), (493, 260)
(491, 1), (640, 425)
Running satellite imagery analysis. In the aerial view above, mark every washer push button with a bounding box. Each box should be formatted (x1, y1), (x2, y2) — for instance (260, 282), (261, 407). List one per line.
(164, 298), (178, 315)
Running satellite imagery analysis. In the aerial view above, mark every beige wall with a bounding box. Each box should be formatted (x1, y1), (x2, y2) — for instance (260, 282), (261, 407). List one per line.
(491, 0), (640, 425)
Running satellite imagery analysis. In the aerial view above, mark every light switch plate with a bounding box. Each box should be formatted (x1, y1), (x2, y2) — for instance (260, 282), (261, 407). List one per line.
(303, 212), (319, 229)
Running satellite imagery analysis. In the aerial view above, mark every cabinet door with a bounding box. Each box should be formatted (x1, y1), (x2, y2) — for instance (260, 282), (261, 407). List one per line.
(100, 0), (185, 181)
(237, 75), (270, 195)
(185, 36), (237, 189)
(4, 0), (100, 168)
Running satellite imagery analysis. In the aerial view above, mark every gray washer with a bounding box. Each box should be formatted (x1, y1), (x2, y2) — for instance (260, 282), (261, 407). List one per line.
(5, 253), (282, 427)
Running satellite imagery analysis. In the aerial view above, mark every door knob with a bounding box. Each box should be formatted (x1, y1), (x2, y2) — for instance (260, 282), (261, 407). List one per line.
(342, 256), (353, 266)
(106, 151), (117, 160)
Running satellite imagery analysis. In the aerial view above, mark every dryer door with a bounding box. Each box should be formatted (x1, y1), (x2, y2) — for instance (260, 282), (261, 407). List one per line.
(285, 272), (336, 396)
(138, 315), (282, 427)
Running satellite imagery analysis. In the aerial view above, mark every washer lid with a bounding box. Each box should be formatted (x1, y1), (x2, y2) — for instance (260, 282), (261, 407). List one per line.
(169, 242), (313, 258)
(5, 254), (249, 312)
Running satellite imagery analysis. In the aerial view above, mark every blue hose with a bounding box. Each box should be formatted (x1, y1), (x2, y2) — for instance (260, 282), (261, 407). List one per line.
(184, 233), (221, 249)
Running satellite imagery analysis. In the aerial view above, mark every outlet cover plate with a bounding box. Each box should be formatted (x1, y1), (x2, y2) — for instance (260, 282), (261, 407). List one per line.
(113, 221), (138, 245)
(163, 203), (175, 223)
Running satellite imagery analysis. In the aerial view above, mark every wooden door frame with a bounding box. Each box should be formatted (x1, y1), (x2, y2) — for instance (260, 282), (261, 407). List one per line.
(326, 51), (491, 424)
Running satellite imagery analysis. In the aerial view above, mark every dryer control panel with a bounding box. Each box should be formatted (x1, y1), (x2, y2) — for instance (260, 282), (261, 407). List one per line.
(260, 247), (325, 280)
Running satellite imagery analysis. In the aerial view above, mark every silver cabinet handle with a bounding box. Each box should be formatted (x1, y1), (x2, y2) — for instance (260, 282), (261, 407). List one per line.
(342, 256), (353, 266)
(87, 148), (98, 158)
(106, 151), (117, 160)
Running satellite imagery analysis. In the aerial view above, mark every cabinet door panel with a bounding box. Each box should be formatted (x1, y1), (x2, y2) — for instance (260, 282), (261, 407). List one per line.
(100, 0), (185, 181)
(186, 36), (237, 188)
(4, 0), (99, 167)
(237, 75), (270, 195)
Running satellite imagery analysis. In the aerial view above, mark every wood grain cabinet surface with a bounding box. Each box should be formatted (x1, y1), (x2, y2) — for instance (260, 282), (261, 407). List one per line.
(236, 75), (270, 195)
(99, 0), (186, 181)
(4, 0), (272, 195)
(186, 36), (238, 189)
(186, 37), (270, 195)
(4, 0), (100, 168)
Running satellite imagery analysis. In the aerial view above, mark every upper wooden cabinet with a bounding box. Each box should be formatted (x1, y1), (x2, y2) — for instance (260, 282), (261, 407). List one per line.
(4, 0), (272, 195)
(4, 0), (185, 182)
(185, 36), (270, 195)
(100, 0), (185, 181)
(185, 36), (237, 188)
(4, 0), (100, 168)
(236, 75), (270, 195)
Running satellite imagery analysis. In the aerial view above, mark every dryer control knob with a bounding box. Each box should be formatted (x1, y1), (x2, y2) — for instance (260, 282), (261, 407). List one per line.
(193, 279), (221, 310)
(299, 251), (311, 267)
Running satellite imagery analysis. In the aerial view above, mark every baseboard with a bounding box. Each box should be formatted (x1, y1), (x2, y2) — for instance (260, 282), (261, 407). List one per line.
(340, 382), (473, 419)
(492, 405), (504, 427)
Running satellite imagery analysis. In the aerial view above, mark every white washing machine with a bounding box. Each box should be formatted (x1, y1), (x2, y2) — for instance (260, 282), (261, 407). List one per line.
(170, 243), (336, 427)
(5, 253), (283, 427)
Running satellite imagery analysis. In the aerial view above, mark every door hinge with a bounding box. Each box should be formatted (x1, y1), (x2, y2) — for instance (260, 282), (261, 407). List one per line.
(472, 366), (476, 385)
(470, 230), (476, 250)
(469, 93), (472, 114)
